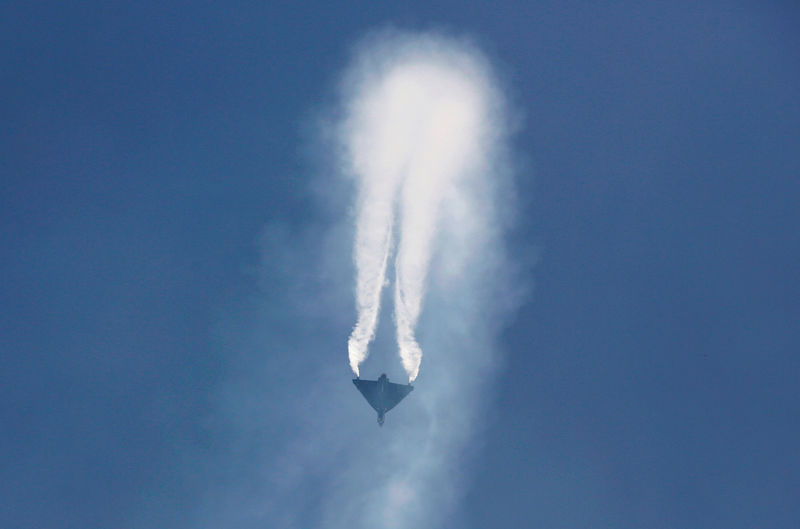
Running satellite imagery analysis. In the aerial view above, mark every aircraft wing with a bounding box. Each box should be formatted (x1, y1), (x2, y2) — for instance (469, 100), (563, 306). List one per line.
(383, 381), (414, 412)
(352, 379), (381, 412)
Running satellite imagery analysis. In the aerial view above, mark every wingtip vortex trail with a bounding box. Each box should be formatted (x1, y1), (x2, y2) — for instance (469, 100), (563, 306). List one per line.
(344, 32), (500, 385)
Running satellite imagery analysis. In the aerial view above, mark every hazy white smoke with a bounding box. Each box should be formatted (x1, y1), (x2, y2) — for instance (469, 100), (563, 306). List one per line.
(345, 37), (493, 382)
(182, 31), (520, 529)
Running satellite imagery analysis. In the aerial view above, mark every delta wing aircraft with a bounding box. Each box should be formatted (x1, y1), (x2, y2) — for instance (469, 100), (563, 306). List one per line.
(353, 373), (413, 426)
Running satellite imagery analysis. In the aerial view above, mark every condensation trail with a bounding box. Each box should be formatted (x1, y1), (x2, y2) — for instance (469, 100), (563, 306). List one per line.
(345, 39), (492, 382)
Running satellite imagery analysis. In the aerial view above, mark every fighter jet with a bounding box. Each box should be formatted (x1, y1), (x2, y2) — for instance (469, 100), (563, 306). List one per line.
(353, 373), (414, 426)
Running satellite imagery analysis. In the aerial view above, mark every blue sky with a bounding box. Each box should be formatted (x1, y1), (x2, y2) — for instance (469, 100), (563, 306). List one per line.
(2, 2), (799, 528)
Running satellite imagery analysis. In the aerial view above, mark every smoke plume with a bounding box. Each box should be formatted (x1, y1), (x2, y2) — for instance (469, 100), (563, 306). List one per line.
(345, 34), (500, 382)
(177, 30), (522, 529)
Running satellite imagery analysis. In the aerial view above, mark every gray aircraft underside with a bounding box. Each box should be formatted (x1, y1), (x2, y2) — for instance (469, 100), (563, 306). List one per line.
(353, 373), (414, 426)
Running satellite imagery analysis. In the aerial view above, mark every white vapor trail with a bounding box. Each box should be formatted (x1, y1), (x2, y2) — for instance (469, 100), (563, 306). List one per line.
(345, 36), (495, 382)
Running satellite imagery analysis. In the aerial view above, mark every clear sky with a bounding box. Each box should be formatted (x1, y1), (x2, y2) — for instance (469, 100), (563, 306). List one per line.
(2, 2), (799, 528)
